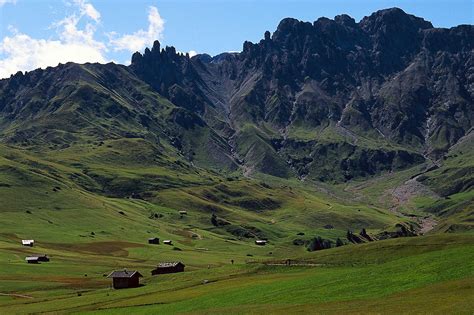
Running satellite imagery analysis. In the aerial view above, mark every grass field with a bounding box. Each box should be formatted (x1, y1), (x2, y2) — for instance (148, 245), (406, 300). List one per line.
(0, 136), (473, 313)
(0, 234), (472, 314)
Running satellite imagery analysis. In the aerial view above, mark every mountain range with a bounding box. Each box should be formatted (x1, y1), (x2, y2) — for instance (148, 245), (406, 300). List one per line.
(0, 8), (473, 311)
(0, 7), (472, 187)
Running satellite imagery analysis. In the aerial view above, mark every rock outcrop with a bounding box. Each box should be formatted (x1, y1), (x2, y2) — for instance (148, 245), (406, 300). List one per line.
(1, 8), (472, 182)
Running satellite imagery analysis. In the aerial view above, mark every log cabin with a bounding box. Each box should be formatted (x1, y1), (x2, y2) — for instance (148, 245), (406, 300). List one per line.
(107, 270), (143, 289)
(151, 262), (185, 275)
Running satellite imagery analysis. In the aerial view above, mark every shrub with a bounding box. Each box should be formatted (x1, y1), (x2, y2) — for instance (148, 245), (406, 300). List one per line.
(211, 213), (218, 226)
(307, 236), (332, 251)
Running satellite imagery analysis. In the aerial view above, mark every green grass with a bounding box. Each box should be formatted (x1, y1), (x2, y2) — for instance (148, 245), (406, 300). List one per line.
(416, 133), (474, 232)
(0, 234), (472, 314)
(0, 127), (472, 313)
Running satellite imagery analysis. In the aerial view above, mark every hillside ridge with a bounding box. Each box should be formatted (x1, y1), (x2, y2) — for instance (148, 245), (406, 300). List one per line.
(0, 7), (472, 185)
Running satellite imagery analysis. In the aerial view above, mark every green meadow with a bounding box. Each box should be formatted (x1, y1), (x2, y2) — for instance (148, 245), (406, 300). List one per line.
(0, 137), (473, 314)
(0, 235), (472, 314)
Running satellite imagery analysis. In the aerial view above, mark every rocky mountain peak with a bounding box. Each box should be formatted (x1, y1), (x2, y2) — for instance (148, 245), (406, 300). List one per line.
(360, 7), (433, 33)
(334, 14), (356, 27)
(152, 40), (161, 53)
(272, 18), (313, 45)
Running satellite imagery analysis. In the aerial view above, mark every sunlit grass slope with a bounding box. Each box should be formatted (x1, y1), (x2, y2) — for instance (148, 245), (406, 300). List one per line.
(0, 234), (471, 314)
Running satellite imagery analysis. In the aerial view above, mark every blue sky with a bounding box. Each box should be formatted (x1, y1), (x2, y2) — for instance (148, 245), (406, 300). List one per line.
(0, 0), (472, 79)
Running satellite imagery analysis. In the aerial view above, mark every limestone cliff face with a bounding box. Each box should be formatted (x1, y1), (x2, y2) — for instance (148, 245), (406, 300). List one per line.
(1, 8), (472, 181)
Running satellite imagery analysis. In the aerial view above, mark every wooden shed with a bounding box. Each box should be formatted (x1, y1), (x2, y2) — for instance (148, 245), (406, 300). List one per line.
(255, 240), (268, 246)
(151, 262), (185, 275)
(36, 254), (49, 262)
(179, 210), (187, 215)
(22, 240), (34, 247)
(25, 256), (40, 264)
(107, 270), (143, 289)
(148, 237), (160, 245)
(25, 255), (49, 263)
(163, 240), (173, 245)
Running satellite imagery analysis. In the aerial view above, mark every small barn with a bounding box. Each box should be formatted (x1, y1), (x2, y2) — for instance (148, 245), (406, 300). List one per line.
(151, 262), (185, 275)
(107, 270), (143, 289)
(25, 255), (49, 263)
(25, 256), (40, 264)
(22, 240), (34, 247)
(35, 254), (49, 262)
(163, 240), (173, 245)
(255, 240), (268, 246)
(148, 237), (160, 244)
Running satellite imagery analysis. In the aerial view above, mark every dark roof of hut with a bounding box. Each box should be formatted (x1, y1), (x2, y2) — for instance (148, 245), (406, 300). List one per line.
(107, 270), (143, 278)
(157, 262), (184, 268)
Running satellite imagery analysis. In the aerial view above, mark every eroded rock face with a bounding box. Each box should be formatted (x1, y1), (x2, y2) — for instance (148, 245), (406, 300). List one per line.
(1, 8), (472, 182)
(129, 9), (470, 179)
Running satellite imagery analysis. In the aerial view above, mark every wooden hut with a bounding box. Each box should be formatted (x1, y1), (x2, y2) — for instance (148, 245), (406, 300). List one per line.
(36, 254), (49, 262)
(25, 255), (49, 263)
(25, 256), (40, 264)
(151, 262), (185, 275)
(255, 240), (268, 246)
(148, 237), (160, 245)
(179, 210), (187, 215)
(107, 270), (143, 289)
(22, 240), (34, 247)
(163, 240), (173, 245)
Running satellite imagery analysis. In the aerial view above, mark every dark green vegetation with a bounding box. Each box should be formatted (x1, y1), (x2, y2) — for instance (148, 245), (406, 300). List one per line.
(0, 7), (472, 314)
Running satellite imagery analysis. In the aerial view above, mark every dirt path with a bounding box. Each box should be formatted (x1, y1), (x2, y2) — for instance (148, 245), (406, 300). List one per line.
(0, 293), (33, 299)
(335, 123), (359, 145)
(247, 260), (324, 267)
(261, 263), (323, 267)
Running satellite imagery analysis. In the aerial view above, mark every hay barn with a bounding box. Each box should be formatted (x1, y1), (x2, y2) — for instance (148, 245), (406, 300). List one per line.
(151, 262), (185, 275)
(107, 270), (143, 289)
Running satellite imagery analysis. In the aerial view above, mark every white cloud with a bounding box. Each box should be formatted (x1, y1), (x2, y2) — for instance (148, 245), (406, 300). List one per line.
(55, 13), (104, 49)
(0, 2), (168, 79)
(70, 0), (100, 22)
(0, 34), (107, 78)
(0, 0), (106, 79)
(0, 0), (16, 7)
(83, 3), (101, 22)
(109, 6), (165, 52)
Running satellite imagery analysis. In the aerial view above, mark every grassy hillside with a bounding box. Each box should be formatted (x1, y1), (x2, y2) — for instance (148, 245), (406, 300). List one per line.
(0, 103), (472, 310)
(0, 234), (472, 314)
(416, 132), (474, 232)
(0, 63), (472, 313)
(0, 136), (472, 313)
